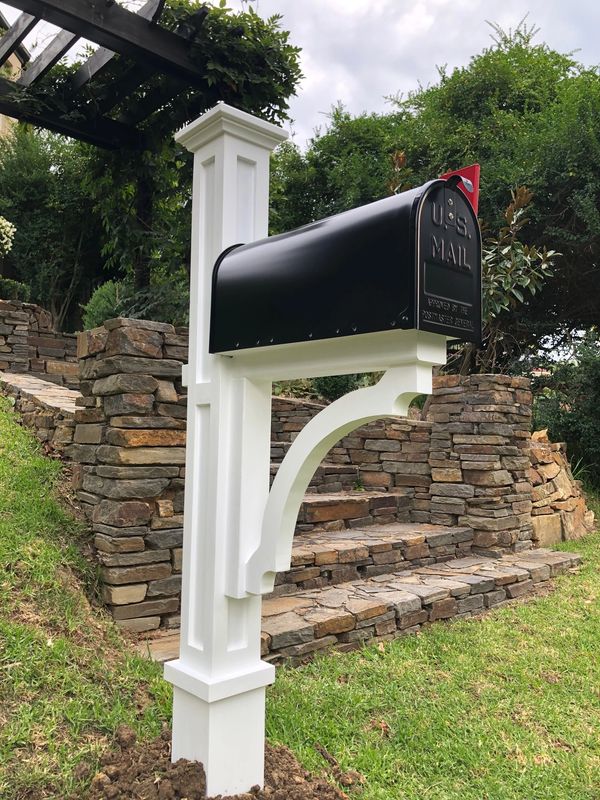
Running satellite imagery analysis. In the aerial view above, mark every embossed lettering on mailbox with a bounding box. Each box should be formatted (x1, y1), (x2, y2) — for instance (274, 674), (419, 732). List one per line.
(418, 182), (481, 340)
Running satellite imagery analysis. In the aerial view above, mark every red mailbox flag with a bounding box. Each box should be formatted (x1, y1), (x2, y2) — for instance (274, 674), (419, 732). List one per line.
(440, 164), (480, 216)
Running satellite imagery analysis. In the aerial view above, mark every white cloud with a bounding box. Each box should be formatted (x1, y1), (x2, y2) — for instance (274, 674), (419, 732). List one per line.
(2, 0), (599, 148)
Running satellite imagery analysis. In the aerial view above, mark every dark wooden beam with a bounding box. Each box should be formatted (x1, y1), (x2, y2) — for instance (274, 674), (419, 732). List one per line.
(0, 75), (140, 148)
(17, 28), (78, 86)
(6, 0), (206, 85)
(70, 0), (166, 91)
(0, 11), (37, 68)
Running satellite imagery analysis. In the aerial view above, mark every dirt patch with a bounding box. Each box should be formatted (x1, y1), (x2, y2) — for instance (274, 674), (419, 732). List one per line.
(83, 725), (352, 800)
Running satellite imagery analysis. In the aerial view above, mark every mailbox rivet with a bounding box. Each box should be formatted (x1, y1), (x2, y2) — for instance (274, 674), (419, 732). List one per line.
(270, 337), (274, 343)
(352, 325), (357, 332)
(235, 342), (240, 348)
(336, 328), (341, 334)
(390, 320), (396, 327)
(448, 212), (455, 220)
(256, 340), (260, 345)
(308, 332), (313, 338)
(448, 197), (454, 206)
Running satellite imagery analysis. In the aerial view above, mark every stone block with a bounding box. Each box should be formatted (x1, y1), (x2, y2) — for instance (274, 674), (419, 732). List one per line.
(431, 468), (463, 482)
(147, 576), (183, 597)
(93, 499), (153, 527)
(106, 428), (186, 447)
(462, 469), (513, 486)
(102, 584), (147, 605)
(92, 373), (159, 396)
(94, 533), (145, 553)
(74, 424), (104, 444)
(261, 612), (315, 649)
(97, 445), (186, 465)
(155, 380), (179, 403)
(99, 549), (171, 567)
(101, 563), (172, 585)
(145, 528), (184, 549)
(112, 597), (179, 619)
(429, 597), (458, 620)
(531, 513), (563, 546)
(505, 579), (534, 599)
(115, 616), (160, 632)
(106, 327), (163, 359)
(103, 393), (154, 417)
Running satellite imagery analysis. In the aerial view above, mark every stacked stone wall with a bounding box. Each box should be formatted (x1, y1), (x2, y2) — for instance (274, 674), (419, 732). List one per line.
(71, 319), (189, 632)
(529, 430), (595, 545)
(424, 374), (534, 554)
(0, 299), (78, 386)
(0, 300), (29, 372)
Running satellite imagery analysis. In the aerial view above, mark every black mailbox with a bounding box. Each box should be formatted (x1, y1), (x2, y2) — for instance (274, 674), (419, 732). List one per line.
(209, 177), (481, 354)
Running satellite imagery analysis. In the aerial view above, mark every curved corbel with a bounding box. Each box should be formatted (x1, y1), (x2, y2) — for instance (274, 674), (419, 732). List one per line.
(245, 362), (434, 595)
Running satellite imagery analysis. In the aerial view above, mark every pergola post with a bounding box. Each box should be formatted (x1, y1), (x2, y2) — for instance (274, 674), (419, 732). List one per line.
(164, 103), (287, 796)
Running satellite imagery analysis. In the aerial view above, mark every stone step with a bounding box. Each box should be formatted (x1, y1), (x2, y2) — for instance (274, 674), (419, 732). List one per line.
(271, 461), (364, 493)
(273, 522), (474, 595)
(141, 548), (582, 665)
(295, 490), (413, 533)
(260, 549), (582, 663)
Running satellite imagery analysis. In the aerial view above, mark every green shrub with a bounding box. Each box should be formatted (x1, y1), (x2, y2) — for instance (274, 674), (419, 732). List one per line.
(81, 280), (129, 330)
(0, 276), (30, 302)
(313, 374), (363, 401)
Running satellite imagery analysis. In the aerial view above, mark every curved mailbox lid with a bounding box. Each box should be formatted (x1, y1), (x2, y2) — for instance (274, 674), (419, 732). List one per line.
(209, 178), (481, 354)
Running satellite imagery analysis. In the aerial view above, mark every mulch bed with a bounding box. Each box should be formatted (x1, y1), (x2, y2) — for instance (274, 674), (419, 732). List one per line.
(84, 725), (358, 800)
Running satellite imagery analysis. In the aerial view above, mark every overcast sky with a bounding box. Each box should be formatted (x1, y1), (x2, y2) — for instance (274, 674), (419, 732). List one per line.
(2, 0), (599, 147)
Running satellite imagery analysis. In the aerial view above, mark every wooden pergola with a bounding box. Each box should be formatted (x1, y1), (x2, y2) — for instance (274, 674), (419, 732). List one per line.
(0, 0), (211, 148)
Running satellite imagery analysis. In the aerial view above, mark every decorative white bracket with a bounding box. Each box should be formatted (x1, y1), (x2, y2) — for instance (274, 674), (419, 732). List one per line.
(246, 360), (438, 596)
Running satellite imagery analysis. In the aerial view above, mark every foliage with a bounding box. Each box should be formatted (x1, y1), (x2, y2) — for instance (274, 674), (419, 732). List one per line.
(68, 0), (302, 292)
(0, 276), (30, 302)
(270, 21), (600, 369)
(81, 280), (129, 330)
(448, 187), (557, 374)
(533, 333), (600, 487)
(0, 215), (16, 259)
(313, 373), (364, 402)
(270, 106), (406, 234)
(0, 128), (104, 330)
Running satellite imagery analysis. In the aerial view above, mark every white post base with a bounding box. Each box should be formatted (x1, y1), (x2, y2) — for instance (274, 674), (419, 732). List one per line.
(171, 683), (269, 796)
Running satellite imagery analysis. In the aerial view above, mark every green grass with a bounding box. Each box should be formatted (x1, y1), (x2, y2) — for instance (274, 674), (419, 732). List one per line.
(1, 393), (599, 799)
(0, 396), (170, 799)
(267, 533), (600, 800)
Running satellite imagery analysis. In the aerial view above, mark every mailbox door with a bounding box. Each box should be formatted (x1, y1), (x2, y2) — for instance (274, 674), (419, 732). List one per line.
(416, 182), (482, 343)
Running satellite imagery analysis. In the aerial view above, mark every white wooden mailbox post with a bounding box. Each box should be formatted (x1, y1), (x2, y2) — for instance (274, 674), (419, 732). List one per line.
(165, 103), (481, 796)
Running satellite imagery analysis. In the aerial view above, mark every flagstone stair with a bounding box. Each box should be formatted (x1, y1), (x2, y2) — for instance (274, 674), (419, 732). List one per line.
(260, 547), (581, 664)
(140, 519), (582, 664)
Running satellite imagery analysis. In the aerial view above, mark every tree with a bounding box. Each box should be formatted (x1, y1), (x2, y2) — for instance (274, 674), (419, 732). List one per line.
(270, 21), (600, 369)
(0, 127), (104, 329)
(69, 0), (301, 296)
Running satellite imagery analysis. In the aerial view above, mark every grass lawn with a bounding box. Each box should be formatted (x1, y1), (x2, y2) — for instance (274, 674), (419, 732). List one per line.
(0, 394), (599, 799)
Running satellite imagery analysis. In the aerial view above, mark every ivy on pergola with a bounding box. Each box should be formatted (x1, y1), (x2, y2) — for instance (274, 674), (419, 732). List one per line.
(0, 0), (299, 148)
(0, 0), (301, 293)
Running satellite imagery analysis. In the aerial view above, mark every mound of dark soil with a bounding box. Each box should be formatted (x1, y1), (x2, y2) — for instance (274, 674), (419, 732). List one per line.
(84, 725), (352, 800)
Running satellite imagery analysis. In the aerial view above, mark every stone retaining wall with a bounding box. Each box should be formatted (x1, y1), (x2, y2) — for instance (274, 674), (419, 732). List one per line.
(2, 315), (593, 630)
(529, 430), (595, 545)
(71, 319), (188, 632)
(0, 299), (78, 386)
(423, 374), (534, 554)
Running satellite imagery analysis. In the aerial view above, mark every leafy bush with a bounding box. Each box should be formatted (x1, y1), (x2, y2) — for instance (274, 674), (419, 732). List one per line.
(0, 276), (30, 302)
(313, 374), (363, 401)
(533, 333), (600, 486)
(81, 281), (129, 330)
